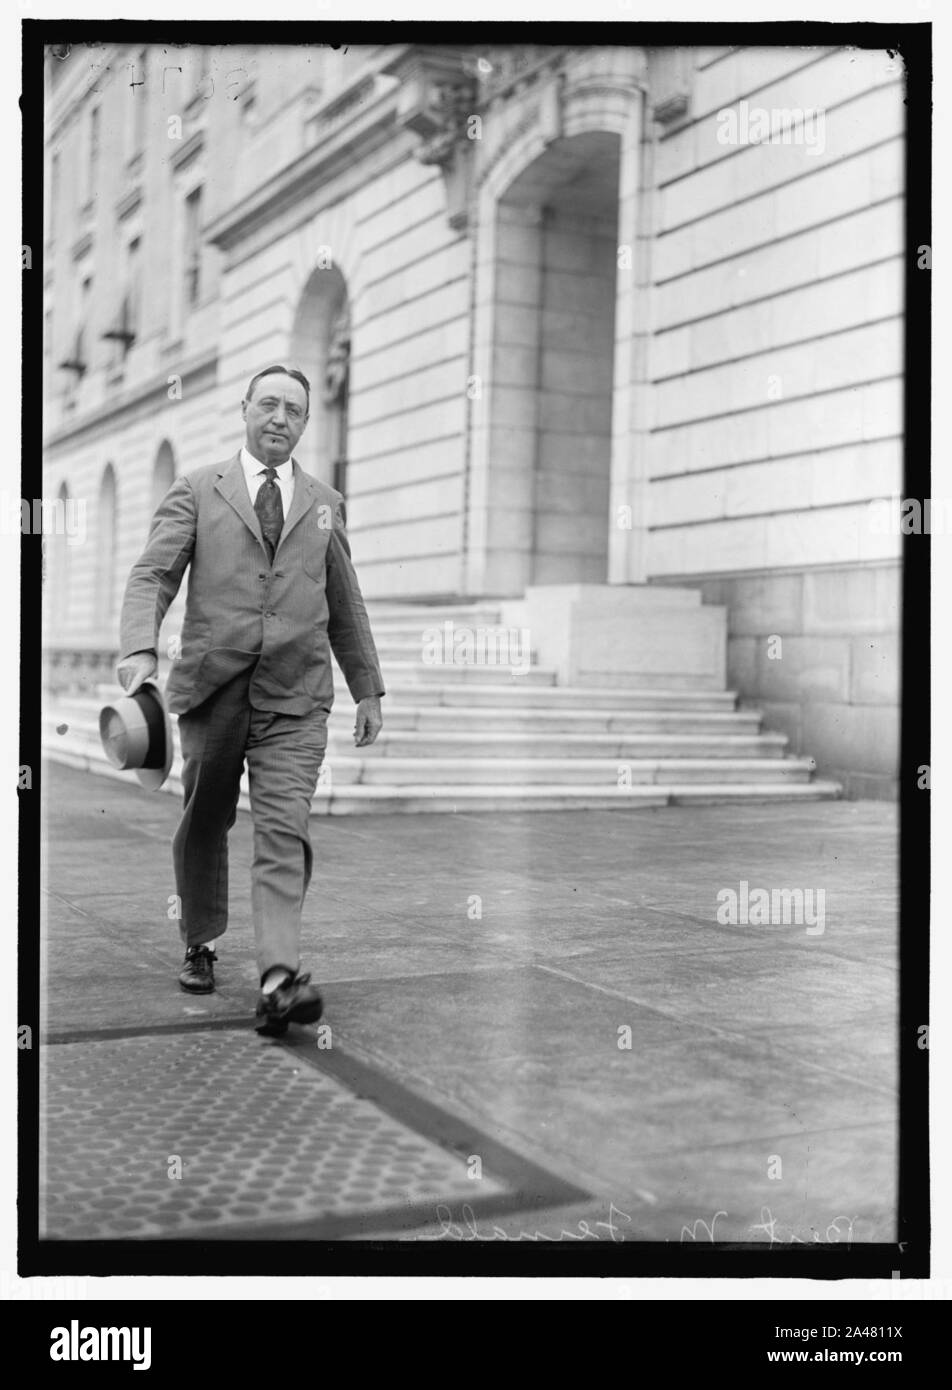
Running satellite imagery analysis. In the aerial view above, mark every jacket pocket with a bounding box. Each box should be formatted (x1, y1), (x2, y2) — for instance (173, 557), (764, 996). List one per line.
(173, 618), (211, 673)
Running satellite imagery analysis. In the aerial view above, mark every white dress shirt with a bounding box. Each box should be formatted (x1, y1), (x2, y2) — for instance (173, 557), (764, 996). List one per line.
(240, 446), (295, 516)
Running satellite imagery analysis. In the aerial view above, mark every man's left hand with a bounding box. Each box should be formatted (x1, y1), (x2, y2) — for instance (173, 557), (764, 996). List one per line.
(354, 696), (383, 747)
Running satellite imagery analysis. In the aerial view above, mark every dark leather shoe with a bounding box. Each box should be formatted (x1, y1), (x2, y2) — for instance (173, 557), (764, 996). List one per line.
(255, 971), (324, 1036)
(179, 945), (217, 994)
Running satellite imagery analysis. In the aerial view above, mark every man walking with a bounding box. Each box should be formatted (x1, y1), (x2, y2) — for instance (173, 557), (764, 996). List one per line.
(116, 365), (384, 1036)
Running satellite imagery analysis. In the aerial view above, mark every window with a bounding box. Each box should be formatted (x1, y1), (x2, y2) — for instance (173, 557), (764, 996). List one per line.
(58, 274), (91, 390)
(183, 186), (203, 311)
(49, 152), (60, 239)
(132, 49), (147, 156)
(152, 440), (176, 515)
(75, 275), (93, 370)
(51, 483), (71, 629)
(195, 47), (210, 93)
(86, 106), (100, 204)
(125, 236), (141, 338)
(104, 238), (141, 368)
(95, 464), (118, 628)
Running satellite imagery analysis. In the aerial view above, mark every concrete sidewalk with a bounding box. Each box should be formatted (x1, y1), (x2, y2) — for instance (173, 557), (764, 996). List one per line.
(39, 761), (898, 1244)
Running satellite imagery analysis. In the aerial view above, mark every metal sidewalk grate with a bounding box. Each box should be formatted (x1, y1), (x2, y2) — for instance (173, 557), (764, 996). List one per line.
(40, 1030), (511, 1240)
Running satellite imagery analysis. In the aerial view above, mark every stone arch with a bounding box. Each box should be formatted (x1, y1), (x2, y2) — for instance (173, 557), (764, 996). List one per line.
(289, 262), (351, 493)
(467, 62), (647, 594)
(285, 203), (365, 494)
(150, 438), (188, 655)
(151, 438), (177, 514)
(95, 463), (118, 630)
(480, 63), (638, 208)
(49, 480), (71, 632)
(288, 204), (364, 317)
(472, 131), (623, 594)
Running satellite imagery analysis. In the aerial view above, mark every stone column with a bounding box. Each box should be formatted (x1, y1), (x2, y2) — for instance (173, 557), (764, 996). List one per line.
(608, 81), (649, 586)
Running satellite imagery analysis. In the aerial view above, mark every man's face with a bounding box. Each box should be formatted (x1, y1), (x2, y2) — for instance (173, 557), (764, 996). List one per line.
(242, 373), (309, 464)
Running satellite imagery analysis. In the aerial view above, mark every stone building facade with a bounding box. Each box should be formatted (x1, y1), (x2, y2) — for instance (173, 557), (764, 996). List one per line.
(43, 41), (904, 797)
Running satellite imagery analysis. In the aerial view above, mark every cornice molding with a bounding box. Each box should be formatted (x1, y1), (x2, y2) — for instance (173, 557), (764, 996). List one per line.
(205, 78), (400, 252)
(169, 128), (205, 174)
(43, 348), (218, 452)
(115, 184), (143, 221)
(475, 45), (574, 108)
(647, 46), (693, 130)
(70, 230), (93, 263)
(46, 44), (127, 147)
(381, 45), (479, 231)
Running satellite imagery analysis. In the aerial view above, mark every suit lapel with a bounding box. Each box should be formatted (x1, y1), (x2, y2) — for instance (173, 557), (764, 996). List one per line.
(275, 461), (318, 554)
(214, 453), (268, 555)
(214, 454), (319, 558)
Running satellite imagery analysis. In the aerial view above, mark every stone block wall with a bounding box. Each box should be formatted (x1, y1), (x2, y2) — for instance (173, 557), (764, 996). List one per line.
(662, 562), (902, 798)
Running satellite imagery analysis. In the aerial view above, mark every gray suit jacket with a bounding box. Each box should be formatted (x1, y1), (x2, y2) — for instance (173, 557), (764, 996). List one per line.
(119, 453), (385, 716)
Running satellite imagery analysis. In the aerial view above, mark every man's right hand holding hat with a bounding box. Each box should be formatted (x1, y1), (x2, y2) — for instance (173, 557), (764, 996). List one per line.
(117, 650), (158, 696)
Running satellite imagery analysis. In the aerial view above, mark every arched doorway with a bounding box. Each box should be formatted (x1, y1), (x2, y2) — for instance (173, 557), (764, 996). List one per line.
(49, 481), (71, 634)
(150, 439), (186, 652)
(289, 264), (350, 497)
(152, 438), (176, 515)
(95, 463), (117, 631)
(485, 131), (621, 592)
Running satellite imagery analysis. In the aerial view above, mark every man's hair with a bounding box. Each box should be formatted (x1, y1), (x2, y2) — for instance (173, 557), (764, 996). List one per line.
(244, 364), (311, 412)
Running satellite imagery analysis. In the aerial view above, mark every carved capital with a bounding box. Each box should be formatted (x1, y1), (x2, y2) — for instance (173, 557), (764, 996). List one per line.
(647, 47), (693, 129)
(382, 45), (478, 229)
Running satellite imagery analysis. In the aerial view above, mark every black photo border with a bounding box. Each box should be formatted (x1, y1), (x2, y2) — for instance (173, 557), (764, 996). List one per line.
(18, 15), (932, 1283)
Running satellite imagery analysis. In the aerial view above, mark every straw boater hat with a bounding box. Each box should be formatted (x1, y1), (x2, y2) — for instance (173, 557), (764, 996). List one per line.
(98, 682), (173, 790)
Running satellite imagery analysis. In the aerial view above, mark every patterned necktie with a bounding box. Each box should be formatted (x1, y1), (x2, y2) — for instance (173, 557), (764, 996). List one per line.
(254, 466), (284, 564)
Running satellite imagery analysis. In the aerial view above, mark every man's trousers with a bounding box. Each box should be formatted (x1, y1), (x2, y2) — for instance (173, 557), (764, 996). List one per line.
(172, 667), (330, 980)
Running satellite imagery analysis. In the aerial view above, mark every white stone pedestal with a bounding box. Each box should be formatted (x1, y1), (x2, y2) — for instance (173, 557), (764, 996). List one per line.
(498, 584), (727, 689)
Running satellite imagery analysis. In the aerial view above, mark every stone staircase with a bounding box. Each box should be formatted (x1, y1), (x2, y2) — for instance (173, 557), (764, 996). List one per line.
(43, 599), (841, 814)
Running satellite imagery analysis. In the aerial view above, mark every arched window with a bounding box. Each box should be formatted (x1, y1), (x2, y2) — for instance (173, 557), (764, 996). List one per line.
(152, 439), (176, 516)
(290, 264), (350, 494)
(95, 463), (118, 630)
(151, 440), (184, 653)
(49, 482), (71, 632)
(485, 131), (622, 590)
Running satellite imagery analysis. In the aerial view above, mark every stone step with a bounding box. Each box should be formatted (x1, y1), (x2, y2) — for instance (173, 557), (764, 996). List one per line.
(42, 726), (814, 790)
(377, 660), (557, 685)
(376, 708), (762, 735)
(52, 658), (720, 696)
(325, 755), (815, 786)
(364, 603), (506, 628)
(378, 684), (740, 711)
(365, 589), (705, 625)
(47, 693), (747, 741)
(48, 681), (743, 716)
(41, 577), (840, 808)
(372, 639), (543, 666)
(41, 743), (841, 814)
(366, 617), (513, 640)
(377, 661), (724, 691)
(304, 780), (841, 814)
(323, 730), (789, 759)
(45, 712), (789, 763)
